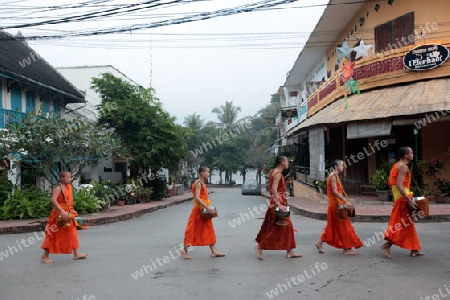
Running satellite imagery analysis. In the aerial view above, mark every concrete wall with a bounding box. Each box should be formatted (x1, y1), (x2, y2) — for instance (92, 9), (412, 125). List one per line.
(293, 180), (326, 203)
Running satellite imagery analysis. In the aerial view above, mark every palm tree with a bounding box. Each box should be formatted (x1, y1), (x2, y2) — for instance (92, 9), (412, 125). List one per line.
(212, 101), (241, 129)
(183, 113), (204, 131)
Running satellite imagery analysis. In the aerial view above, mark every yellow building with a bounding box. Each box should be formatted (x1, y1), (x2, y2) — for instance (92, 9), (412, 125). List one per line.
(281, 0), (450, 197)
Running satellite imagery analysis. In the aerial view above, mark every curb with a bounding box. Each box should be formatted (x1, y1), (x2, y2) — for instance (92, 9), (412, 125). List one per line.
(0, 196), (193, 235)
(83, 196), (193, 226)
(262, 194), (450, 223)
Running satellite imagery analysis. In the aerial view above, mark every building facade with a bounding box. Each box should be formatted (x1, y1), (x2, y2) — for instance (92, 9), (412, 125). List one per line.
(0, 30), (85, 187)
(279, 0), (450, 197)
(56, 65), (142, 184)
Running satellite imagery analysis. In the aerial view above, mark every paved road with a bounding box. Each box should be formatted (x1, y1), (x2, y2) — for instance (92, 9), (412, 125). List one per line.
(0, 187), (449, 300)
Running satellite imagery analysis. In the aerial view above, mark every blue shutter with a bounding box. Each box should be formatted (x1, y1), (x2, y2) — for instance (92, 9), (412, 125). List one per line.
(11, 88), (22, 112)
(26, 91), (36, 112)
(53, 98), (61, 116)
(41, 97), (50, 113)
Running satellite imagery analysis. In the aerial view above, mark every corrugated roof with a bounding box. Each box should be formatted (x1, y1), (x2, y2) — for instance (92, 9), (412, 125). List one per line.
(0, 30), (85, 103)
(287, 77), (450, 134)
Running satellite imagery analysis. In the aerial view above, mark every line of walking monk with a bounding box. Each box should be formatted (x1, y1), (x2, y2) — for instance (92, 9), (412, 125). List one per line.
(180, 146), (424, 260)
(39, 146), (423, 263)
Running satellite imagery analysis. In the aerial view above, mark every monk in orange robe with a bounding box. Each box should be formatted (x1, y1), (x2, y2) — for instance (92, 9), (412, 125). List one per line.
(255, 156), (302, 260)
(315, 159), (363, 255)
(181, 166), (224, 259)
(40, 171), (88, 263)
(381, 146), (424, 259)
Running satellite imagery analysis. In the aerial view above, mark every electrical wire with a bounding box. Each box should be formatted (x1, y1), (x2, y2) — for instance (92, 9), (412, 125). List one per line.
(0, 0), (303, 40)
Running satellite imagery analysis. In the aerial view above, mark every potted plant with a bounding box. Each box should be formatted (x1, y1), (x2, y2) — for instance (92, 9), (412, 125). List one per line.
(372, 168), (390, 201)
(416, 159), (445, 202)
(313, 179), (326, 194)
(435, 178), (450, 203)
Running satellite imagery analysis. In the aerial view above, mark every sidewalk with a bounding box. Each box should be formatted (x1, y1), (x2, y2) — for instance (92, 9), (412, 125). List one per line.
(1, 189), (449, 234)
(260, 191), (450, 223)
(0, 192), (194, 234)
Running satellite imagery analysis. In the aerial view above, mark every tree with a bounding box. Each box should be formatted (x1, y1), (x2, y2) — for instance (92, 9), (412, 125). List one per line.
(0, 111), (119, 183)
(183, 113), (206, 176)
(91, 73), (190, 175)
(212, 101), (241, 129)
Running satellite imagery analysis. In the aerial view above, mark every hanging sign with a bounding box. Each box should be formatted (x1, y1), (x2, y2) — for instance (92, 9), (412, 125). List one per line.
(403, 44), (449, 71)
(281, 108), (298, 119)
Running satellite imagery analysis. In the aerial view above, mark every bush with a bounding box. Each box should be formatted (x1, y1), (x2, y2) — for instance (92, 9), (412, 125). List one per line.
(435, 179), (450, 196)
(73, 187), (105, 214)
(90, 180), (115, 204)
(0, 174), (13, 206)
(0, 185), (52, 220)
(145, 173), (167, 200)
(372, 168), (389, 190)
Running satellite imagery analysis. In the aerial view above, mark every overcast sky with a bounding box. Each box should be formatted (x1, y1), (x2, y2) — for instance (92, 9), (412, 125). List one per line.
(3, 0), (328, 124)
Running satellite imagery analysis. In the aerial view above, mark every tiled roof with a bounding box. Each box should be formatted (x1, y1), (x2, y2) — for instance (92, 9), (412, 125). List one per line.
(0, 30), (85, 103)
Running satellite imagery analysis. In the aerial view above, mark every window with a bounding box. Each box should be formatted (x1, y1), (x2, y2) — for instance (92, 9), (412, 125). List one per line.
(374, 12), (414, 53)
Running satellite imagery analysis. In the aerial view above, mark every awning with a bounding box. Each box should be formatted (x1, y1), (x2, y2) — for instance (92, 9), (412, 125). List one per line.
(347, 121), (392, 139)
(287, 77), (450, 136)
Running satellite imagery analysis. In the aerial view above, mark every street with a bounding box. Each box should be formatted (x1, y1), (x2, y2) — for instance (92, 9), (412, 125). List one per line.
(0, 187), (449, 300)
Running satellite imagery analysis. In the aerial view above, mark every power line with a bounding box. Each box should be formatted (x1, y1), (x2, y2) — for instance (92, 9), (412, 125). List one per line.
(0, 0), (303, 41)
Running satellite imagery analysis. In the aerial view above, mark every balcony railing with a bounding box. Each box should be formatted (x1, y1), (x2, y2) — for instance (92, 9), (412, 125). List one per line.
(0, 109), (27, 129)
(306, 38), (450, 117)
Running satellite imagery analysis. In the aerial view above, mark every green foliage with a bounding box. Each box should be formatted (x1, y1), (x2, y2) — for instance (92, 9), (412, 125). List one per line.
(372, 168), (389, 190)
(212, 101), (242, 129)
(90, 180), (115, 203)
(73, 187), (105, 214)
(313, 179), (327, 191)
(145, 173), (167, 200)
(0, 172), (12, 206)
(0, 111), (120, 183)
(92, 73), (189, 174)
(435, 179), (450, 196)
(1, 185), (52, 220)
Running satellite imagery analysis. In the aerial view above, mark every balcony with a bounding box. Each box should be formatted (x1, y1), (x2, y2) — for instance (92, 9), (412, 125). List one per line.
(0, 109), (27, 129)
(307, 38), (450, 117)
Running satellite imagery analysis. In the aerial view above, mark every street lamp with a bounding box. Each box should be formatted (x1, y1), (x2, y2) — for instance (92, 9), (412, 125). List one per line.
(413, 127), (419, 158)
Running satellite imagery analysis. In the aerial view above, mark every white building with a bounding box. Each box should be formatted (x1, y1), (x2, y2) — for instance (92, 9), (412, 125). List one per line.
(56, 65), (142, 184)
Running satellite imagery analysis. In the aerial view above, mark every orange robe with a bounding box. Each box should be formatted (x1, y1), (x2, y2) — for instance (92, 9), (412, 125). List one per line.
(320, 175), (363, 249)
(41, 184), (80, 254)
(183, 180), (216, 246)
(255, 169), (297, 250)
(384, 163), (421, 250)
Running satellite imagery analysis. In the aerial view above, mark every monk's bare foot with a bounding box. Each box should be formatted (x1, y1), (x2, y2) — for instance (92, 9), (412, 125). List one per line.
(343, 249), (358, 255)
(180, 249), (193, 259)
(381, 243), (393, 259)
(286, 250), (302, 258)
(211, 252), (225, 258)
(254, 245), (264, 260)
(315, 242), (325, 253)
(410, 250), (425, 257)
(40, 256), (54, 264)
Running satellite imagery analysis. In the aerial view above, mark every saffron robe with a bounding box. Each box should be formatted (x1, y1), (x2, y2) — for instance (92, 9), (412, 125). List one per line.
(384, 162), (422, 250)
(255, 169), (297, 250)
(41, 184), (80, 254)
(320, 175), (363, 249)
(183, 180), (216, 246)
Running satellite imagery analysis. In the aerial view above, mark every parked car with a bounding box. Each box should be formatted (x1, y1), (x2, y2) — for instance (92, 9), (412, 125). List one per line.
(241, 179), (261, 195)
